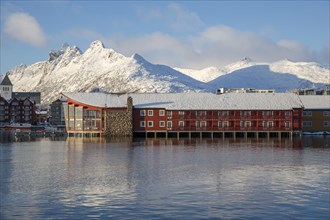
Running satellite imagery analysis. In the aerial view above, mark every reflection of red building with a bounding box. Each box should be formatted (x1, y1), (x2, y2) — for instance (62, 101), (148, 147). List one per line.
(61, 92), (303, 138)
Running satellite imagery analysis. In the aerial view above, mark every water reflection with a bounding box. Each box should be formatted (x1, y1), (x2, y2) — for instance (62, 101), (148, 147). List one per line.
(0, 134), (329, 219)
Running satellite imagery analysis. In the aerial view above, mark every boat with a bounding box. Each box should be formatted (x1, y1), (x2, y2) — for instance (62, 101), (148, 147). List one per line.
(4, 123), (32, 130)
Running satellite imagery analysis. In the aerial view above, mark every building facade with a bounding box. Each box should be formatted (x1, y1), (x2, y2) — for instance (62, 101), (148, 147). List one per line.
(61, 92), (304, 138)
(0, 97), (36, 125)
(300, 96), (330, 133)
(0, 75), (37, 126)
(50, 98), (67, 126)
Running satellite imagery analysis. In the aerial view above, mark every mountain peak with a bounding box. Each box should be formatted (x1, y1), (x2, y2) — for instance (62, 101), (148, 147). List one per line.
(132, 53), (147, 63)
(240, 57), (254, 63)
(89, 40), (105, 49)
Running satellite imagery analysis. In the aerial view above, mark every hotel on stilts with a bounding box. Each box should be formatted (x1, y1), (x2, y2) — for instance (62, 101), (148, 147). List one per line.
(60, 92), (307, 138)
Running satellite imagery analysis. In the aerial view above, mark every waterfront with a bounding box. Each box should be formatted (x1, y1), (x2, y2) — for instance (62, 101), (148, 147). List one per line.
(0, 133), (329, 219)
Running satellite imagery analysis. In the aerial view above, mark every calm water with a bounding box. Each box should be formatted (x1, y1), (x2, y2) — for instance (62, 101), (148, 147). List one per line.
(0, 132), (329, 219)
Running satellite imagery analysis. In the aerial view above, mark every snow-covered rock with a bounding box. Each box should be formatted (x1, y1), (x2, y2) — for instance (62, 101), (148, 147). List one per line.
(3, 40), (329, 104)
(6, 40), (210, 104)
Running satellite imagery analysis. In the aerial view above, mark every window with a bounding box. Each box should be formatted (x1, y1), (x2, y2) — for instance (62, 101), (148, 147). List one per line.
(269, 121), (273, 127)
(263, 121), (268, 127)
(303, 111), (312, 116)
(140, 110), (146, 116)
(201, 121), (206, 128)
(240, 111), (251, 116)
(218, 121), (222, 127)
(324, 121), (330, 127)
(167, 121), (172, 128)
(323, 111), (330, 117)
(285, 111), (291, 116)
(159, 110), (165, 116)
(285, 121), (290, 128)
(179, 111), (184, 116)
(159, 121), (165, 127)
(223, 121), (228, 127)
(179, 121), (184, 127)
(196, 121), (200, 128)
(148, 121), (153, 127)
(303, 121), (312, 127)
(167, 111), (172, 117)
(240, 121), (251, 127)
(75, 107), (83, 119)
(140, 121), (145, 127)
(148, 110), (153, 116)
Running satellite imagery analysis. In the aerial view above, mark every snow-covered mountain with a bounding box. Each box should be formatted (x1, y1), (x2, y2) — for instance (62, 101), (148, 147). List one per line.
(177, 57), (329, 87)
(3, 40), (329, 104)
(5, 41), (210, 103)
(174, 57), (257, 82)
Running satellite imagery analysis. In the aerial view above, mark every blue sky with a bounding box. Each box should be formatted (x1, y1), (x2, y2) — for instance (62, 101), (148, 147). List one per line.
(1, 1), (329, 74)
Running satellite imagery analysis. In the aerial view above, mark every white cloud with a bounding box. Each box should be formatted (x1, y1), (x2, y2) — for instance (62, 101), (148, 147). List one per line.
(135, 3), (204, 32)
(167, 2), (204, 31)
(106, 25), (324, 69)
(4, 12), (47, 47)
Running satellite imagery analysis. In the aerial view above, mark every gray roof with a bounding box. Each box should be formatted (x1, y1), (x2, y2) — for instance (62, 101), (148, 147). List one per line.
(0, 74), (13, 86)
(299, 95), (330, 110)
(62, 92), (303, 110)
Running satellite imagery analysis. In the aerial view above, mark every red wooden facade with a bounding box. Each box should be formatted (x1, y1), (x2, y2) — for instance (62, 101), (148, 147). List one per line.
(133, 108), (302, 133)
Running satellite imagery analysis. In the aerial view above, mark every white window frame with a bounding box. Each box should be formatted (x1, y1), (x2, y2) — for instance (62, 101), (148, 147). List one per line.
(179, 121), (184, 127)
(323, 121), (330, 127)
(263, 121), (268, 128)
(147, 121), (153, 127)
(159, 110), (165, 116)
(148, 110), (153, 116)
(269, 121), (273, 127)
(303, 111), (312, 116)
(167, 121), (172, 128)
(323, 111), (330, 117)
(285, 121), (290, 128)
(159, 121), (165, 127)
(140, 121), (145, 127)
(303, 121), (312, 127)
(140, 110), (146, 116)
(179, 111), (185, 116)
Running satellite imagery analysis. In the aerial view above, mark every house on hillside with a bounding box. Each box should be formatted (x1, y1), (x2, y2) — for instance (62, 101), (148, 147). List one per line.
(60, 92), (303, 138)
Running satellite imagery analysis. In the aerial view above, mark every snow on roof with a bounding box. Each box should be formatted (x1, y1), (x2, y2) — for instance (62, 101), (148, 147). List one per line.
(299, 95), (330, 110)
(62, 92), (303, 110)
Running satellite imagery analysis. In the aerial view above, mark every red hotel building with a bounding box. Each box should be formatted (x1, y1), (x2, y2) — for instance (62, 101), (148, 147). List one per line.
(61, 92), (303, 138)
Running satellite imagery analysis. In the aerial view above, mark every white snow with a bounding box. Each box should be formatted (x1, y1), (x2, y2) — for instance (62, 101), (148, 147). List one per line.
(5, 40), (330, 104)
(62, 92), (303, 110)
(299, 95), (330, 109)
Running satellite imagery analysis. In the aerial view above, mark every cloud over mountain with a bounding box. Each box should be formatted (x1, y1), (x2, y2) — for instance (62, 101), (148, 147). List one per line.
(4, 12), (47, 47)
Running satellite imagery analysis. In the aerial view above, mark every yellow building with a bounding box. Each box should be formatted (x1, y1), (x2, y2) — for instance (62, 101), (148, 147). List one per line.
(300, 95), (330, 133)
